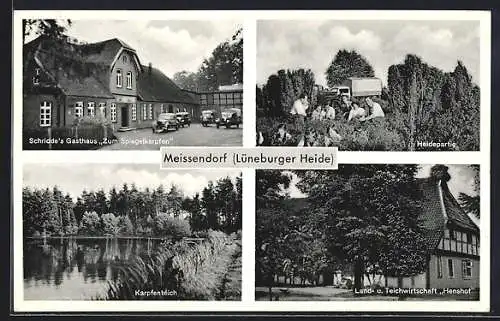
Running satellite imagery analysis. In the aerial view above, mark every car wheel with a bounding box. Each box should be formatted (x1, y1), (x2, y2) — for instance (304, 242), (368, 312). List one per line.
(236, 123), (239, 128)
(216, 124), (220, 129)
(226, 124), (230, 129)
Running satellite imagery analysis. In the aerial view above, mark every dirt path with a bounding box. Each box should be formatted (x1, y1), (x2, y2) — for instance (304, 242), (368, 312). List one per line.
(217, 240), (242, 300)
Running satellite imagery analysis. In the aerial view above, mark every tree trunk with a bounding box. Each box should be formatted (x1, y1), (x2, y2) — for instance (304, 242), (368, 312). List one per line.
(353, 259), (364, 293)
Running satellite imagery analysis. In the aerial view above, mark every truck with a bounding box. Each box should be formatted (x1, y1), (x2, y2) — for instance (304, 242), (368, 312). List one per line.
(318, 77), (382, 101)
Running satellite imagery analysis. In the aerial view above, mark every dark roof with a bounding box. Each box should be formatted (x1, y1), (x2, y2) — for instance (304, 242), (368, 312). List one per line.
(79, 38), (136, 66)
(137, 65), (196, 104)
(27, 37), (114, 98)
(417, 177), (479, 249)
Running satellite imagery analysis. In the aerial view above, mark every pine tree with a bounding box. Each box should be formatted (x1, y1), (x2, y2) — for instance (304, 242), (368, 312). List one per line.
(325, 50), (375, 87)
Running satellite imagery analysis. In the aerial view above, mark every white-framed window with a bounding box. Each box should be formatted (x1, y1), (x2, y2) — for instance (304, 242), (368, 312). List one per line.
(74, 101), (83, 118)
(126, 71), (132, 89)
(149, 104), (153, 120)
(87, 102), (95, 117)
(447, 258), (454, 278)
(131, 104), (137, 121)
(437, 256), (443, 279)
(33, 68), (40, 85)
(110, 103), (117, 122)
(99, 102), (106, 117)
(160, 104), (164, 113)
(462, 260), (472, 278)
(40, 101), (52, 127)
(143, 104), (147, 120)
(116, 69), (123, 88)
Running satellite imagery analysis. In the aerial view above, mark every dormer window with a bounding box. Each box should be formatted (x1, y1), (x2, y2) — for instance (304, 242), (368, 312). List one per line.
(126, 71), (132, 89)
(116, 69), (123, 88)
(33, 68), (40, 85)
(122, 55), (128, 63)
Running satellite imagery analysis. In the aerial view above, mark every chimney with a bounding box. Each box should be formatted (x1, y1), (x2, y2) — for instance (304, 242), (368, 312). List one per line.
(148, 62), (152, 75)
(430, 164), (451, 184)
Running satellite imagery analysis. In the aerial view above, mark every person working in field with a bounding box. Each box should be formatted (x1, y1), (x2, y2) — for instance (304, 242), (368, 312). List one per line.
(324, 101), (336, 120)
(347, 102), (366, 122)
(289, 93), (309, 129)
(360, 97), (385, 121)
(311, 105), (322, 121)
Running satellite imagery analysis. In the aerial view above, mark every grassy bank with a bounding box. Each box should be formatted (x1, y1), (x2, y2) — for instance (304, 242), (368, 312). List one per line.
(98, 230), (241, 300)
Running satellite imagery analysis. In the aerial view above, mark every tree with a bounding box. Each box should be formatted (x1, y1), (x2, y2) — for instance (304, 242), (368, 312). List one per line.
(325, 50), (375, 88)
(295, 165), (427, 291)
(459, 165), (480, 219)
(153, 213), (191, 238)
(172, 71), (199, 91)
(184, 193), (206, 231)
(95, 189), (108, 215)
(196, 27), (243, 91)
(23, 19), (72, 43)
(167, 184), (183, 218)
(202, 181), (218, 229)
(79, 211), (101, 235)
(255, 170), (292, 207)
(101, 213), (119, 236)
(214, 177), (236, 232)
(117, 215), (134, 236)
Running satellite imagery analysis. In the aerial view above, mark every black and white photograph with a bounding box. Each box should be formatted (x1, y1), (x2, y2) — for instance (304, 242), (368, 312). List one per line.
(22, 164), (242, 300)
(256, 20), (482, 151)
(22, 19), (243, 150)
(256, 164), (480, 301)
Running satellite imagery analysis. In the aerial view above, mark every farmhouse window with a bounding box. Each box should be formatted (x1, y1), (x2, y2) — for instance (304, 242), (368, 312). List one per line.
(33, 68), (40, 85)
(131, 104), (137, 121)
(149, 104), (153, 120)
(448, 259), (454, 278)
(160, 104), (164, 113)
(116, 69), (123, 88)
(122, 55), (128, 63)
(143, 104), (147, 120)
(39, 101), (52, 127)
(87, 102), (95, 117)
(99, 102), (106, 117)
(110, 103), (117, 122)
(462, 260), (472, 278)
(126, 71), (133, 89)
(74, 101), (84, 118)
(437, 256), (443, 279)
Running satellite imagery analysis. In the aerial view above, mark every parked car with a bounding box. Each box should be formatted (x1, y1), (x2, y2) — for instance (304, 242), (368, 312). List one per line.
(152, 113), (179, 133)
(176, 112), (191, 127)
(215, 108), (242, 129)
(201, 110), (216, 127)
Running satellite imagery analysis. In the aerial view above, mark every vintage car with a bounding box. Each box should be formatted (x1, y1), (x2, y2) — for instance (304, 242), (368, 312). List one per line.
(201, 110), (216, 127)
(152, 113), (179, 133)
(215, 108), (242, 129)
(176, 112), (191, 127)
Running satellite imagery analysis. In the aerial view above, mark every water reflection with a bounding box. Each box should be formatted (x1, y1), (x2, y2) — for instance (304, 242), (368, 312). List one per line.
(24, 237), (163, 300)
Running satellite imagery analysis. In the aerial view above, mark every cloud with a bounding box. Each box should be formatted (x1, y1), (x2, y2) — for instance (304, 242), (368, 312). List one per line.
(61, 20), (241, 78)
(257, 20), (480, 86)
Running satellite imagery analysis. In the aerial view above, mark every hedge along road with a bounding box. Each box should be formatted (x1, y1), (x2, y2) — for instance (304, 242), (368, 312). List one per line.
(99, 123), (243, 150)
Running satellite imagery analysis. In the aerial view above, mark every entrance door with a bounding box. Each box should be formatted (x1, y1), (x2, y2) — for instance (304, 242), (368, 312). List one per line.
(121, 106), (129, 127)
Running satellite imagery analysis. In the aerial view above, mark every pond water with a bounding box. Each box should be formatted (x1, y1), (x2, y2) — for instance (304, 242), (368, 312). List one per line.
(23, 237), (166, 300)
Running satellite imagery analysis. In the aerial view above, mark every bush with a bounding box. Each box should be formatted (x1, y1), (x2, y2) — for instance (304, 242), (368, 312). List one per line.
(79, 211), (101, 235)
(256, 115), (406, 151)
(154, 214), (191, 238)
(101, 213), (119, 236)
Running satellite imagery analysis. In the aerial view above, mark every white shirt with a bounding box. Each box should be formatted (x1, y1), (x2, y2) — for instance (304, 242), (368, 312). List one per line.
(290, 99), (308, 116)
(348, 107), (366, 121)
(369, 102), (385, 118)
(325, 106), (336, 120)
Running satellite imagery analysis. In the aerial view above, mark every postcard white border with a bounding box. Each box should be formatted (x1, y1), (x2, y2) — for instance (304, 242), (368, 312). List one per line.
(12, 9), (491, 313)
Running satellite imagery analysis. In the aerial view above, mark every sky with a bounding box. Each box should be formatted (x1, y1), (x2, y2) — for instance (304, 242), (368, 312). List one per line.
(287, 165), (478, 199)
(23, 164), (241, 200)
(26, 20), (241, 78)
(285, 164), (479, 225)
(257, 20), (480, 87)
